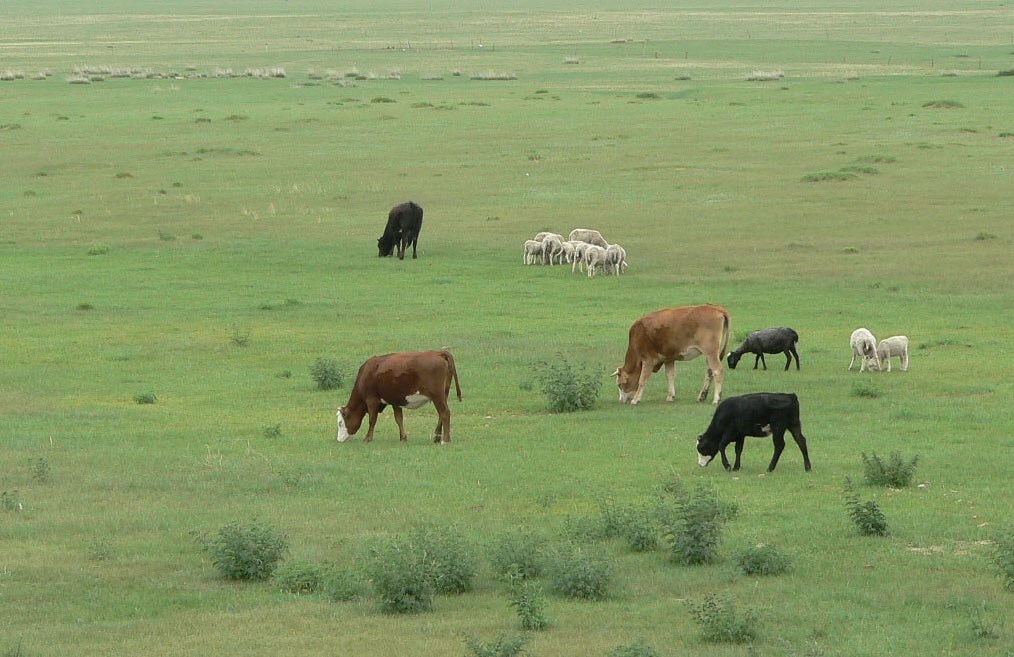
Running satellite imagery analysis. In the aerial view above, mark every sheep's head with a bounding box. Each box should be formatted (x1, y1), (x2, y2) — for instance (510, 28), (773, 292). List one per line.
(726, 352), (741, 369)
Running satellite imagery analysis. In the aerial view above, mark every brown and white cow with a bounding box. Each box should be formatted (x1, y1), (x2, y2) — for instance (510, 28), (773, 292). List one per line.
(336, 350), (462, 444)
(612, 304), (731, 405)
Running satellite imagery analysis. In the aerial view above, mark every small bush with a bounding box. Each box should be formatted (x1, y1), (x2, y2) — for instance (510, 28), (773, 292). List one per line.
(158, 230), (176, 241)
(86, 244), (110, 256)
(998, 68), (1014, 77)
(262, 423), (282, 439)
(30, 457), (50, 483)
(86, 537), (114, 561)
(563, 513), (609, 543)
(76, 303), (94, 311)
(737, 544), (791, 576)
(463, 633), (529, 657)
(685, 593), (758, 643)
(1, 491), (22, 512)
(504, 567), (549, 631)
(844, 477), (888, 536)
(974, 232), (997, 241)
(608, 638), (661, 657)
(801, 171), (856, 182)
(862, 451), (919, 487)
(661, 483), (727, 565)
(923, 100), (964, 109)
(851, 381), (880, 398)
(838, 165), (879, 175)
(368, 537), (435, 613)
(993, 526), (1014, 589)
(196, 520), (289, 580)
(133, 392), (157, 404)
(636, 92), (660, 99)
(371, 96), (396, 103)
(411, 525), (477, 594)
(310, 357), (343, 390)
(321, 565), (364, 601)
(230, 328), (250, 347)
(545, 544), (613, 600)
(274, 559), (324, 594)
(534, 356), (600, 412)
(488, 529), (546, 580)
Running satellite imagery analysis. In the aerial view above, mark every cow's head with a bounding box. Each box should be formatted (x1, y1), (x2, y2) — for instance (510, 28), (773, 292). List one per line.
(336, 406), (354, 442)
(696, 434), (717, 467)
(378, 236), (394, 257)
(612, 367), (636, 403)
(726, 351), (741, 370)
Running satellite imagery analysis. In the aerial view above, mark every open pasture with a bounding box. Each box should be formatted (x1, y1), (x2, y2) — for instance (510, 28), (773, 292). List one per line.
(1, 1), (1012, 655)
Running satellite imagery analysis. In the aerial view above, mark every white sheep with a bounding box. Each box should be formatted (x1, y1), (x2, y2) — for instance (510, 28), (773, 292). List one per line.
(849, 328), (880, 372)
(533, 231), (564, 243)
(523, 239), (542, 265)
(559, 240), (578, 266)
(583, 244), (608, 277)
(569, 241), (589, 272)
(869, 336), (910, 372)
(541, 235), (564, 265)
(604, 243), (627, 275)
(568, 228), (608, 249)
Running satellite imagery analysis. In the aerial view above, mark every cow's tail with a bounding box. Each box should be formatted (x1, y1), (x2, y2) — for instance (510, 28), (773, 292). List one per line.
(719, 310), (732, 361)
(443, 351), (463, 401)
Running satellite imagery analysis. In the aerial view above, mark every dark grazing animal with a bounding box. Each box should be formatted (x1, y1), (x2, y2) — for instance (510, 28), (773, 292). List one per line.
(377, 201), (424, 260)
(336, 350), (462, 444)
(612, 304), (731, 405)
(696, 392), (811, 472)
(727, 327), (800, 371)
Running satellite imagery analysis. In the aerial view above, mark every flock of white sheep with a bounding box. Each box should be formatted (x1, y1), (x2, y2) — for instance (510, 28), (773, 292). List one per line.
(849, 328), (910, 372)
(523, 228), (628, 277)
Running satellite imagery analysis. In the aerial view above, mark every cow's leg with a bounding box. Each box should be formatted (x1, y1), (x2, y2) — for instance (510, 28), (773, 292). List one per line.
(432, 397), (452, 444)
(664, 361), (676, 402)
(790, 346), (800, 370)
(363, 405), (380, 442)
(696, 368), (713, 403)
(630, 359), (654, 405)
(397, 237), (406, 260)
(698, 353), (724, 404)
(788, 424), (812, 471)
(784, 350), (792, 371)
(392, 406), (408, 442)
(760, 353), (768, 370)
(732, 438), (745, 471)
(717, 430), (738, 470)
(411, 236), (418, 259)
(753, 353), (760, 370)
(767, 429), (787, 472)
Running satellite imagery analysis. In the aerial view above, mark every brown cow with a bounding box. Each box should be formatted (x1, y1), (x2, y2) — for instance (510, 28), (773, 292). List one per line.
(336, 350), (462, 444)
(612, 304), (731, 405)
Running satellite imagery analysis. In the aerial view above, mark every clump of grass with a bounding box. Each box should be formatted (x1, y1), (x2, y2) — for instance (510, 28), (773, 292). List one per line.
(608, 638), (661, 657)
(310, 357), (343, 390)
(974, 232), (997, 241)
(970, 601), (1000, 640)
(488, 529), (546, 581)
(851, 381), (880, 398)
(842, 246), (860, 254)
(262, 423), (282, 439)
(273, 560), (324, 594)
(533, 355), (601, 412)
(801, 171), (857, 182)
(321, 565), (364, 601)
(277, 370), (292, 379)
(504, 566), (549, 631)
(158, 230), (176, 241)
(545, 543), (613, 600)
(995, 68), (1014, 77)
(194, 520), (289, 580)
(922, 100), (964, 109)
(635, 92), (660, 99)
(844, 477), (888, 536)
(29, 457), (50, 483)
(862, 451), (919, 487)
(993, 526), (1014, 589)
(230, 328), (250, 347)
(737, 543), (791, 575)
(371, 96), (396, 103)
(86, 244), (110, 256)
(114, 172), (132, 179)
(855, 154), (896, 163)
(686, 594), (758, 643)
(191, 233), (203, 240)
(133, 392), (157, 405)
(563, 513), (609, 543)
(367, 536), (435, 614)
(412, 525), (478, 595)
(463, 633), (529, 657)
(661, 482), (728, 566)
(2, 490), (23, 512)
(76, 303), (93, 311)
(86, 537), (114, 561)
(838, 165), (879, 174)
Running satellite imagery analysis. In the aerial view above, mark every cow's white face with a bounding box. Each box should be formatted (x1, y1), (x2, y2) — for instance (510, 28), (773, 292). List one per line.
(613, 368), (635, 403)
(336, 407), (352, 442)
(698, 453), (713, 467)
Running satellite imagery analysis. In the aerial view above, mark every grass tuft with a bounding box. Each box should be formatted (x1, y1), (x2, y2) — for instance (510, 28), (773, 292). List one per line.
(862, 451), (919, 487)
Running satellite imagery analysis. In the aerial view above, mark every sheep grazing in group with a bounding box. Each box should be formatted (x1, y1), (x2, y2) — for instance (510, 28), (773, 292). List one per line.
(604, 244), (627, 275)
(869, 335), (910, 372)
(582, 244), (608, 277)
(568, 228), (608, 249)
(569, 241), (589, 272)
(533, 231), (564, 243)
(540, 234), (564, 265)
(523, 239), (542, 265)
(727, 327), (800, 371)
(848, 328), (880, 372)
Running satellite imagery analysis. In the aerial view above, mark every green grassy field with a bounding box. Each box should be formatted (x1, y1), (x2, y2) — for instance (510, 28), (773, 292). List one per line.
(2, 2), (1013, 655)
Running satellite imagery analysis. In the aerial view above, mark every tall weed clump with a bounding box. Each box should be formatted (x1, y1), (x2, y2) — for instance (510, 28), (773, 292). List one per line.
(504, 566), (549, 631)
(607, 638), (661, 657)
(844, 477), (888, 536)
(310, 357), (343, 390)
(534, 356), (600, 412)
(685, 593), (758, 643)
(488, 529), (546, 580)
(410, 525), (478, 594)
(661, 482), (728, 565)
(367, 537), (435, 614)
(273, 559), (324, 594)
(463, 633), (529, 657)
(545, 543), (613, 600)
(737, 544), (791, 576)
(196, 520), (289, 580)
(993, 526), (1014, 589)
(862, 451), (919, 487)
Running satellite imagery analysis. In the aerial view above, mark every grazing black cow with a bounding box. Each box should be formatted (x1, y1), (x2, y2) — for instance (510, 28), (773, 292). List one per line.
(727, 327), (800, 371)
(696, 392), (811, 472)
(377, 201), (424, 260)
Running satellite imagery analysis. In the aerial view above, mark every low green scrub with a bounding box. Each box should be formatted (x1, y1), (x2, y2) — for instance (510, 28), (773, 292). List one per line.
(410, 525), (477, 594)
(545, 544), (613, 600)
(195, 520), (289, 580)
(993, 526), (1014, 589)
(132, 392), (157, 404)
(685, 593), (758, 643)
(801, 170), (857, 182)
(844, 478), (889, 536)
(367, 537), (435, 614)
(862, 451), (919, 487)
(607, 638), (661, 657)
(737, 544), (791, 576)
(321, 565), (364, 602)
(310, 357), (343, 390)
(488, 529), (546, 580)
(463, 633), (529, 657)
(273, 559), (325, 594)
(661, 483), (728, 565)
(504, 567), (549, 631)
(534, 356), (601, 412)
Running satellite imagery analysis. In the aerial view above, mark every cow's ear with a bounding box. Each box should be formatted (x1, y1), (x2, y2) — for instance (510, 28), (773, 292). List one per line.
(611, 368), (621, 378)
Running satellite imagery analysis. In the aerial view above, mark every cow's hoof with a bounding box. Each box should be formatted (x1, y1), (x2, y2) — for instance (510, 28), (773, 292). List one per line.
(440, 440), (451, 445)
(666, 396), (675, 402)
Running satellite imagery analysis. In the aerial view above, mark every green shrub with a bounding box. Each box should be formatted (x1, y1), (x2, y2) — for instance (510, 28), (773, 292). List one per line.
(534, 356), (600, 412)
(546, 544), (613, 600)
(1, 491), (22, 512)
(463, 633), (529, 657)
(685, 593), (758, 643)
(76, 303), (94, 311)
(801, 171), (856, 182)
(851, 381), (880, 398)
(922, 99), (964, 108)
(321, 565), (364, 601)
(230, 328), (250, 347)
(562, 513), (609, 543)
(310, 357), (344, 390)
(661, 483), (727, 565)
(618, 509), (659, 552)
(133, 392), (157, 404)
(29, 457), (50, 483)
(844, 478), (888, 536)
(993, 526), (1014, 589)
(273, 559), (324, 594)
(636, 92), (660, 99)
(974, 232), (997, 241)
(262, 423), (282, 439)
(368, 537), (435, 614)
(504, 567), (549, 631)
(608, 638), (661, 657)
(862, 451), (919, 487)
(158, 230), (176, 241)
(86, 244), (110, 256)
(737, 544), (791, 576)
(411, 525), (477, 594)
(197, 520), (289, 580)
(488, 529), (546, 580)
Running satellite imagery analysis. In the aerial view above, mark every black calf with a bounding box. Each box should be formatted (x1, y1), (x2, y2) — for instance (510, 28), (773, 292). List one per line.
(377, 201), (424, 260)
(696, 392), (811, 472)
(727, 327), (800, 371)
